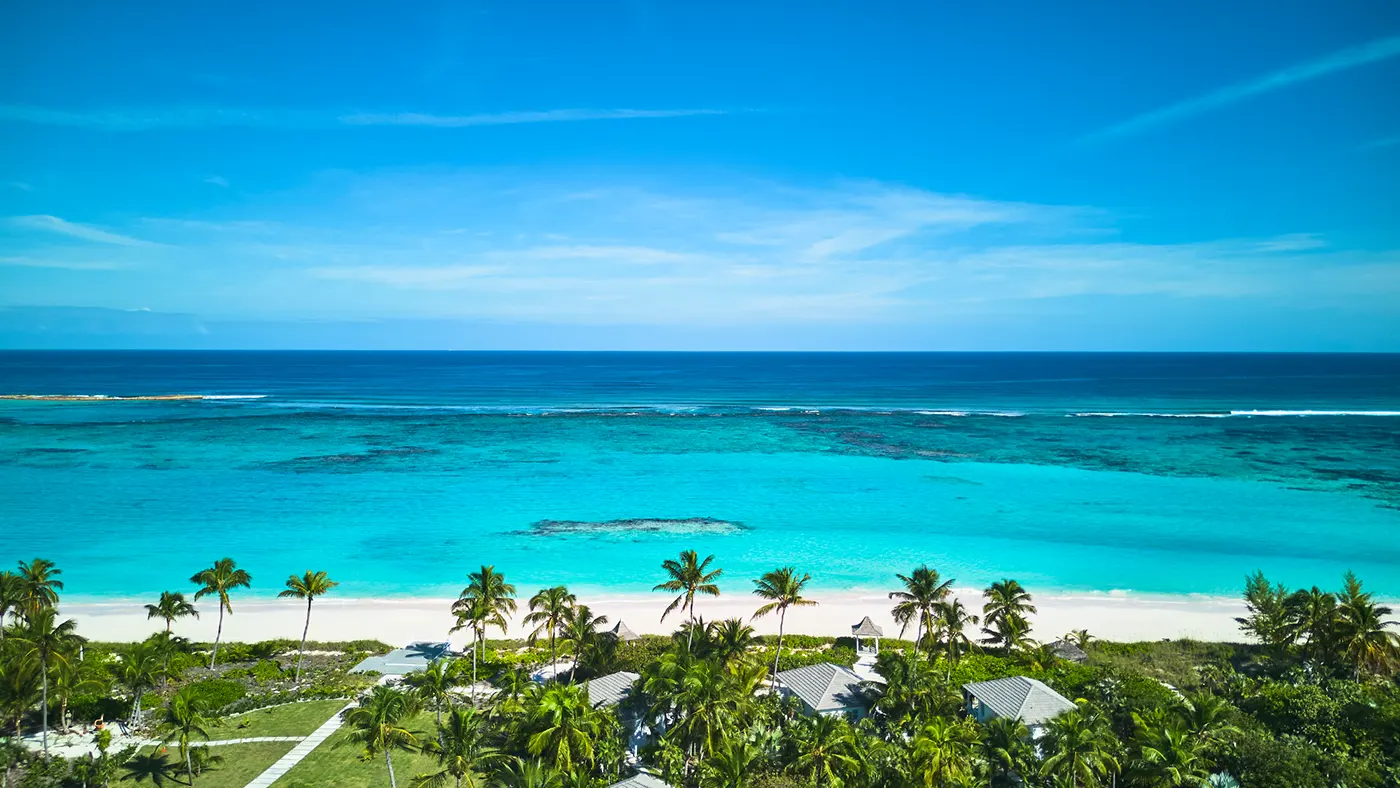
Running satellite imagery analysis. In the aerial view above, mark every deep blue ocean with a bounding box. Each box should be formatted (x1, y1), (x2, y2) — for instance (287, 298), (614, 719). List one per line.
(2, 351), (1398, 601)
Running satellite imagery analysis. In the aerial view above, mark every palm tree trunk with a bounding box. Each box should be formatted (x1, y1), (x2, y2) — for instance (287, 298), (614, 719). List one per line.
(386, 749), (398, 788)
(296, 597), (312, 685)
(40, 654), (49, 753)
(211, 604), (225, 668)
(549, 628), (556, 671)
(773, 607), (786, 679)
(185, 746), (194, 785)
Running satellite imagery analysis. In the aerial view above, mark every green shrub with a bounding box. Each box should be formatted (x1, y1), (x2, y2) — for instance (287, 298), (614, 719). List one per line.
(250, 659), (284, 683)
(184, 678), (247, 711)
(68, 693), (130, 724)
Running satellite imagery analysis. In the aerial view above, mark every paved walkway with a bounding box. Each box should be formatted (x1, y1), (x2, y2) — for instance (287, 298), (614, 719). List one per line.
(243, 703), (355, 788)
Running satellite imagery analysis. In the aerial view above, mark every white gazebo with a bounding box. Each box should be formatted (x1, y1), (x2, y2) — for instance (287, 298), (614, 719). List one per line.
(851, 616), (883, 680)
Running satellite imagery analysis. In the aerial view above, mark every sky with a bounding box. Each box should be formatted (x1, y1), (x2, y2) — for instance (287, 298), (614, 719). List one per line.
(1, 1), (1398, 350)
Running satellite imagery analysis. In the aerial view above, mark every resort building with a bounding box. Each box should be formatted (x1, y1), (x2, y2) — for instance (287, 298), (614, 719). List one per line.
(962, 676), (1077, 737)
(606, 773), (669, 788)
(349, 641), (451, 677)
(587, 670), (641, 709)
(774, 662), (873, 719)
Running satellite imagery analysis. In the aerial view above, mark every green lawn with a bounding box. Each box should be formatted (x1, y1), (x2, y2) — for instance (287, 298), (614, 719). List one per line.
(209, 700), (349, 739)
(114, 741), (296, 787)
(272, 711), (441, 788)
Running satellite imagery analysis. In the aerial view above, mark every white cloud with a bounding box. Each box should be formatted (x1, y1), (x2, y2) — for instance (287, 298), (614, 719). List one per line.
(8, 215), (162, 247)
(0, 255), (129, 271)
(337, 108), (729, 127)
(203, 175), (230, 187)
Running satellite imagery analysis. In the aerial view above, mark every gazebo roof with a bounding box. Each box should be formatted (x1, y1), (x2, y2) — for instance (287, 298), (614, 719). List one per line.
(608, 620), (641, 642)
(851, 616), (884, 638)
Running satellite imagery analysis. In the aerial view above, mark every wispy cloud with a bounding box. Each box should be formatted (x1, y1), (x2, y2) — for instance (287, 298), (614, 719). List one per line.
(0, 255), (130, 271)
(1361, 135), (1400, 150)
(1082, 35), (1400, 144)
(0, 103), (732, 132)
(5, 181), (32, 191)
(8, 215), (162, 247)
(203, 175), (230, 187)
(337, 108), (729, 127)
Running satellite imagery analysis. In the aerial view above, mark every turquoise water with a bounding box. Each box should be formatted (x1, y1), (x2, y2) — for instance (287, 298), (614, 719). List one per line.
(2, 351), (1398, 601)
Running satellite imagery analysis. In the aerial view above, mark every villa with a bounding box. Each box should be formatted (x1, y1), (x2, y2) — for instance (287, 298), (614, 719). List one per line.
(962, 676), (1077, 737)
(587, 670), (641, 709)
(607, 773), (668, 788)
(774, 662), (873, 719)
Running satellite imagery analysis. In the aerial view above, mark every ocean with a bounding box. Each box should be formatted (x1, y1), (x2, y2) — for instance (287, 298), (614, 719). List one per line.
(2, 351), (1398, 603)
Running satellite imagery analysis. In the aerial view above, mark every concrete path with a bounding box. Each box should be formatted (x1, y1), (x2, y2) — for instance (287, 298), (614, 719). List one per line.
(243, 703), (355, 788)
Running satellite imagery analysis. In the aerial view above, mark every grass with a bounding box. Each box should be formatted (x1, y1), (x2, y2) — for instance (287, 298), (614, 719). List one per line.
(209, 699), (348, 739)
(113, 741), (296, 787)
(271, 711), (441, 788)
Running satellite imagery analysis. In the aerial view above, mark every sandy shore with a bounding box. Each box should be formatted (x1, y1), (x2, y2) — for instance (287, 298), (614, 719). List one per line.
(64, 588), (1248, 648)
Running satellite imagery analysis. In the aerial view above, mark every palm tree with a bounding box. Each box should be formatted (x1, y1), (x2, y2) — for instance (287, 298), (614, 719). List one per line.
(493, 759), (563, 788)
(1234, 571), (1296, 656)
(933, 598), (979, 669)
(1065, 629), (1094, 651)
(144, 592), (199, 635)
(710, 618), (756, 665)
(11, 606), (81, 752)
(752, 566), (817, 678)
(559, 605), (609, 676)
(1133, 724), (1210, 788)
(702, 738), (761, 788)
(121, 750), (180, 786)
(1041, 704), (1121, 788)
(982, 579), (1037, 651)
(118, 640), (164, 727)
(524, 586), (576, 672)
(910, 716), (978, 787)
(1176, 695), (1241, 746)
(0, 571), (21, 636)
(405, 659), (459, 732)
(889, 566), (953, 660)
(159, 686), (212, 784)
(1333, 571), (1400, 678)
(451, 566), (517, 689)
(188, 558), (252, 668)
(523, 683), (604, 774)
(278, 570), (339, 684)
(16, 558), (63, 620)
(654, 550), (723, 647)
(0, 650), (40, 737)
(413, 707), (512, 788)
(1286, 586), (1338, 669)
(790, 714), (861, 787)
(342, 685), (422, 788)
(980, 716), (1037, 788)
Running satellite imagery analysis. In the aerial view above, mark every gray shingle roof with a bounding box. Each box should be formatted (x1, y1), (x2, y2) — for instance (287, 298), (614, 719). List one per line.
(963, 676), (1076, 726)
(607, 773), (669, 788)
(587, 670), (639, 708)
(609, 620), (641, 642)
(350, 642), (450, 676)
(851, 616), (883, 638)
(776, 663), (868, 713)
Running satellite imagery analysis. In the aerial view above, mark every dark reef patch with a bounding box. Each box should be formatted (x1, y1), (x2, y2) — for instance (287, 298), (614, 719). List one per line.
(514, 517), (749, 539)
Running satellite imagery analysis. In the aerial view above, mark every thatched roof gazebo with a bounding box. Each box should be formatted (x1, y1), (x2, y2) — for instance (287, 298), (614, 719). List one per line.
(608, 620), (641, 642)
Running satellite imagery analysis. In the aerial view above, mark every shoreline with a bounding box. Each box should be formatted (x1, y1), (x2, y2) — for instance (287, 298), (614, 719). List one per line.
(62, 588), (1251, 646)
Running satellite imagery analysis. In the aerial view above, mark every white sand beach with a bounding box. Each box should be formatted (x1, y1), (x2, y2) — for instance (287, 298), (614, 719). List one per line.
(63, 588), (1249, 647)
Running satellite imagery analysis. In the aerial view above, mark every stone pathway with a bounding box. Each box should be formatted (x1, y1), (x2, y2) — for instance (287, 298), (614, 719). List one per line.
(243, 703), (354, 788)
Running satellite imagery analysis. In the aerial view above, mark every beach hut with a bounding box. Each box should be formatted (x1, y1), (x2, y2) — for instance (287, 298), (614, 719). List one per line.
(962, 676), (1076, 738)
(775, 663), (873, 719)
(608, 620), (641, 643)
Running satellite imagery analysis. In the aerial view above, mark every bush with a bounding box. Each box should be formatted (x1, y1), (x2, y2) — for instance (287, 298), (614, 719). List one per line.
(184, 678), (247, 711)
(610, 636), (672, 674)
(68, 693), (130, 724)
(250, 659), (284, 683)
(776, 646), (857, 672)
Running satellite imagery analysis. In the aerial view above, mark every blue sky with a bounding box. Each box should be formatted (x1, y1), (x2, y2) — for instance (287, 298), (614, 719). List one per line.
(1, 1), (1398, 350)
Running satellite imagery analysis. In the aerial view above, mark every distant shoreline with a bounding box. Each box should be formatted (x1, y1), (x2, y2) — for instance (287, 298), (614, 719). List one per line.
(0, 393), (206, 401)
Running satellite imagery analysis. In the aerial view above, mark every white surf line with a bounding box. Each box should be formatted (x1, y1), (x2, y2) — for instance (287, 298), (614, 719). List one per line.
(243, 702), (354, 788)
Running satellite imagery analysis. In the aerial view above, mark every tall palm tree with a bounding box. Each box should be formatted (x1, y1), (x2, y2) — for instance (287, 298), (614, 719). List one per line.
(159, 686), (212, 784)
(278, 570), (339, 684)
(910, 716), (978, 787)
(342, 685), (422, 788)
(1133, 724), (1210, 788)
(980, 716), (1037, 788)
(560, 605), (609, 675)
(0, 650), (41, 737)
(524, 586), (577, 672)
(523, 683), (604, 774)
(752, 566), (817, 678)
(1041, 705), (1121, 788)
(144, 591), (199, 635)
(16, 558), (63, 620)
(11, 606), (81, 752)
(790, 714), (862, 788)
(982, 579), (1037, 651)
(1333, 571), (1400, 678)
(0, 571), (21, 636)
(710, 618), (756, 666)
(451, 566), (517, 689)
(118, 640), (164, 727)
(702, 738), (761, 788)
(889, 566), (953, 660)
(188, 558), (252, 668)
(1286, 586), (1338, 669)
(654, 550), (723, 647)
(405, 659), (459, 732)
(413, 707), (512, 788)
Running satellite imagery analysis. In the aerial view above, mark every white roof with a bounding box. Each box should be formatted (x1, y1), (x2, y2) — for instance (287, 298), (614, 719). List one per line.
(962, 676), (1076, 726)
